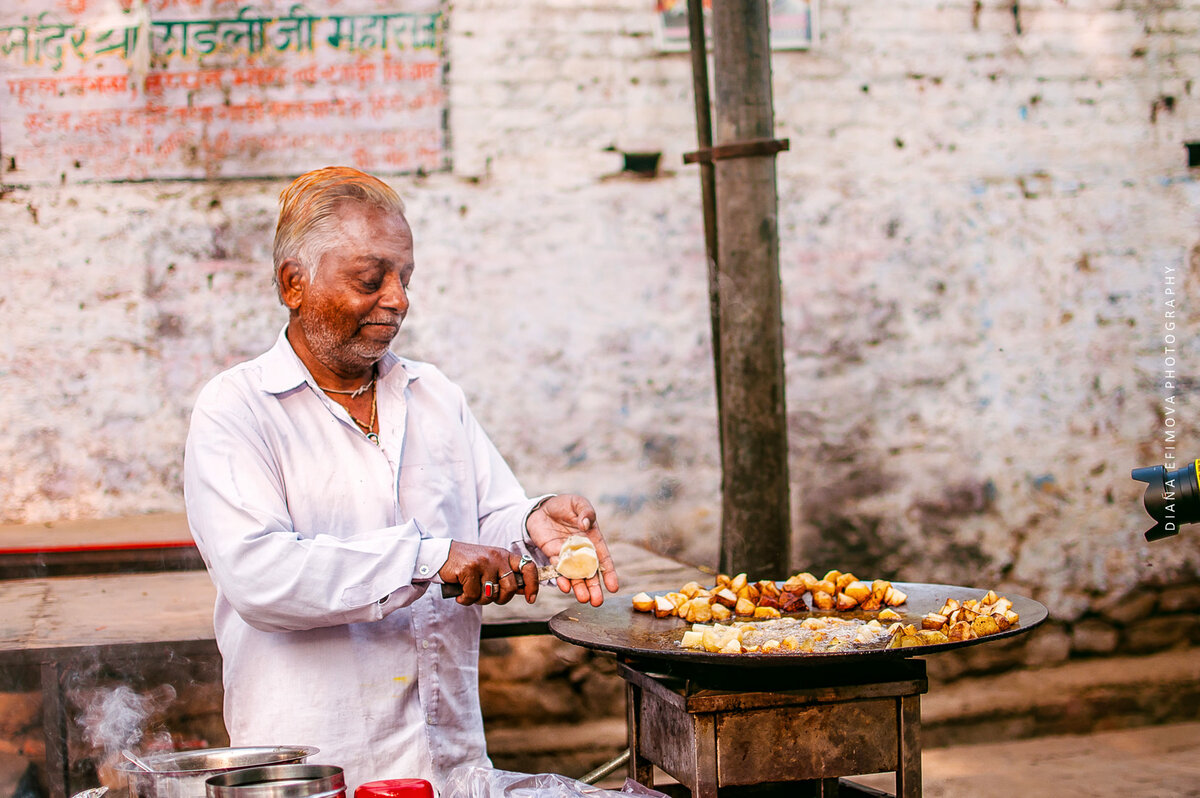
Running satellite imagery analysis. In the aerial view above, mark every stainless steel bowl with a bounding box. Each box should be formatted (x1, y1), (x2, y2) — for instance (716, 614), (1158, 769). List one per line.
(205, 765), (345, 798)
(116, 746), (319, 798)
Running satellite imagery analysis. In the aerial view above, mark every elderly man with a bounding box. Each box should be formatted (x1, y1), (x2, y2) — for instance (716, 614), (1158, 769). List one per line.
(183, 167), (619, 791)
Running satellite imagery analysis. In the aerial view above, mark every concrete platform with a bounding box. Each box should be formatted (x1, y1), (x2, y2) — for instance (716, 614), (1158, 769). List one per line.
(850, 721), (1200, 797)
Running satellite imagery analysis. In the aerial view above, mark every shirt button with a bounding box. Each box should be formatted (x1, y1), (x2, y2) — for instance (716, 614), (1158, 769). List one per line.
(426, 714), (435, 725)
(421, 640), (430, 649)
(419, 566), (430, 576)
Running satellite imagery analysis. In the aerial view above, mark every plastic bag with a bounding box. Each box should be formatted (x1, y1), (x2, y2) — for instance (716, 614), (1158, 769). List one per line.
(442, 765), (669, 798)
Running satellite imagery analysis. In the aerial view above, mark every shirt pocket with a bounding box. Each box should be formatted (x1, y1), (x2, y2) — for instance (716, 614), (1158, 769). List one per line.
(396, 460), (471, 539)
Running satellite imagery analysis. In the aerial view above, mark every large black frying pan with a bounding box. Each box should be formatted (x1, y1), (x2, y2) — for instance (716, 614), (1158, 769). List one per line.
(548, 581), (1048, 668)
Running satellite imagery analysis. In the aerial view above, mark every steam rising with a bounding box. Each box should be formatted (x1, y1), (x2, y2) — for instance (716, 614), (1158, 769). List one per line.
(77, 684), (178, 759)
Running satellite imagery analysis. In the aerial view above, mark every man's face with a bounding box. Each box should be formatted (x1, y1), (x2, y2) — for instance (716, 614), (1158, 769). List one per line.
(291, 202), (415, 376)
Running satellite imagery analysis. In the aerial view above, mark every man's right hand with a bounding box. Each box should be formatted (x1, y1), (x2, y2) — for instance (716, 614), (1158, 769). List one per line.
(438, 542), (539, 606)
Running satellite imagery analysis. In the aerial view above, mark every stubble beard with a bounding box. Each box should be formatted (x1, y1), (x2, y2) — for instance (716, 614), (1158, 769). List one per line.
(299, 311), (393, 375)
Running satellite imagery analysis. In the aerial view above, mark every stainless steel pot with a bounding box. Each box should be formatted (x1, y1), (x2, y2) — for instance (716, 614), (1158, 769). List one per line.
(205, 765), (345, 798)
(116, 746), (319, 798)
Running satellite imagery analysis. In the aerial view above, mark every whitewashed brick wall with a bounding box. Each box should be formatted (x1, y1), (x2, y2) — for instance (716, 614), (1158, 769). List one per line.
(1, 0), (1198, 613)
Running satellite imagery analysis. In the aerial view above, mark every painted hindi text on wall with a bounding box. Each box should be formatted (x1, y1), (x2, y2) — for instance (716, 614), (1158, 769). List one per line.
(0, 0), (447, 182)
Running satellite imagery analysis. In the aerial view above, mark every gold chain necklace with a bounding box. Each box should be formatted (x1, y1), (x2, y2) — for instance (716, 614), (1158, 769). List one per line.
(345, 382), (379, 445)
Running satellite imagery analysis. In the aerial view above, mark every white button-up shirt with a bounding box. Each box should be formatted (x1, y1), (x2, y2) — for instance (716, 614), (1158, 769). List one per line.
(183, 328), (546, 792)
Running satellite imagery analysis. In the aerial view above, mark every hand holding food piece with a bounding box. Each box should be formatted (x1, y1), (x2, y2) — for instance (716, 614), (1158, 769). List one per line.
(555, 535), (600, 579)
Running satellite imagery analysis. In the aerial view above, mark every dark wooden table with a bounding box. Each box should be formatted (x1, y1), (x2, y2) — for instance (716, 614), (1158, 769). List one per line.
(0, 539), (707, 798)
(0, 514), (204, 579)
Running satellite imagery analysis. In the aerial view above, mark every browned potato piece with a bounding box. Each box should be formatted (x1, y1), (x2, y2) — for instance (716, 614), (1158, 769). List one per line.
(712, 587), (739, 608)
(758, 592), (781, 610)
(922, 612), (948, 630)
(835, 573), (858, 592)
(631, 592), (654, 612)
(823, 569), (843, 585)
(782, 574), (808, 592)
(797, 572), (819, 592)
(993, 613), (1012, 631)
(715, 573), (732, 588)
(742, 583), (761, 603)
(859, 595), (883, 612)
(710, 602), (732, 621)
(843, 581), (872, 602)
(760, 639), (781, 653)
(946, 621), (974, 641)
(665, 592), (689, 611)
(982, 590), (999, 606)
(653, 595), (677, 618)
(939, 598), (960, 616)
(877, 607), (903, 622)
(734, 597), (757, 616)
(898, 634), (922, 648)
(757, 580), (781, 598)
(836, 592), (859, 611)
(916, 629), (950, 645)
(680, 581), (705, 599)
(811, 590), (836, 611)
(778, 590), (807, 613)
(812, 579), (837, 595)
(730, 573), (749, 592)
(884, 586), (908, 606)
(972, 615), (1001, 637)
(753, 605), (782, 620)
(1003, 609), (1020, 625)
(682, 598), (713, 623)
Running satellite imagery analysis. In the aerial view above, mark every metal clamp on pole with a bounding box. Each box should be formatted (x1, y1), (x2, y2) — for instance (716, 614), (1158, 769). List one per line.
(683, 137), (790, 165)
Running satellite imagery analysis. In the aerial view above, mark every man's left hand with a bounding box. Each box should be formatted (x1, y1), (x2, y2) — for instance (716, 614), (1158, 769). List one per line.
(526, 494), (619, 606)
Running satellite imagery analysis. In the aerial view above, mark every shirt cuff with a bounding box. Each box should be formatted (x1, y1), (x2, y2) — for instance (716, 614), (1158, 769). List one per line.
(521, 493), (556, 546)
(414, 537), (453, 585)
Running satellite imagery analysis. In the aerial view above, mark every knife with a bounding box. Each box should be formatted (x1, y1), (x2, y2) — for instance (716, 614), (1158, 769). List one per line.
(439, 565), (560, 598)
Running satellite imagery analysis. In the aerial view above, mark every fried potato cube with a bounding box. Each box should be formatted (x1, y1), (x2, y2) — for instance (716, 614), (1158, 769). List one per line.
(710, 602), (732, 622)
(780, 636), (801, 651)
(702, 624), (738, 652)
(665, 592), (688, 610)
(720, 638), (743, 654)
(758, 592), (781, 610)
(813, 579), (837, 595)
(631, 592), (654, 612)
(835, 573), (858, 592)
(823, 570), (843, 585)
(683, 597), (714, 623)
(859, 595), (883, 612)
(898, 634), (922, 648)
(779, 589), (807, 613)
(993, 613), (1012, 631)
(1003, 609), (1020, 625)
(922, 612), (948, 630)
(681, 629), (705, 649)
(877, 608), (902, 622)
(992, 598), (1012, 616)
(797, 572), (819, 592)
(801, 617), (828, 630)
(753, 605), (782, 620)
(982, 590), (999, 606)
(963, 599), (980, 611)
(782, 574), (808, 592)
(939, 598), (960, 616)
(653, 595), (677, 618)
(843, 581), (872, 602)
(730, 573), (749, 592)
(760, 639), (781, 653)
(872, 579), (890, 599)
(680, 581), (705, 599)
(972, 614), (1001, 637)
(836, 592), (860, 611)
(734, 597), (757, 616)
(884, 586), (908, 606)
(946, 621), (973, 641)
(886, 622), (904, 636)
(757, 580), (781, 598)
(902, 624), (919, 636)
(715, 574), (732, 588)
(712, 587), (739, 609)
(916, 629), (950, 645)
(812, 590), (836, 611)
(740, 583), (761, 603)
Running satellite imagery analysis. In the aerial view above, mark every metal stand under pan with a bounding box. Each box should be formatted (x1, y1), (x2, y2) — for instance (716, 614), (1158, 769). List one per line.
(619, 656), (926, 798)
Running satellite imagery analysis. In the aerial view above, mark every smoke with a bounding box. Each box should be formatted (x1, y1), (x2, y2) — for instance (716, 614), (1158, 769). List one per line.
(76, 684), (178, 760)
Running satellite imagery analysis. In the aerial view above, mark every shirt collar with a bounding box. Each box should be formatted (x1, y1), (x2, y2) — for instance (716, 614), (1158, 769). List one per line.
(259, 324), (416, 395)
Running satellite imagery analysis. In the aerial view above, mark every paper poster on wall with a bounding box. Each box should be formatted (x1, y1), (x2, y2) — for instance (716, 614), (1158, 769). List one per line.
(0, 0), (447, 183)
(655, 0), (817, 52)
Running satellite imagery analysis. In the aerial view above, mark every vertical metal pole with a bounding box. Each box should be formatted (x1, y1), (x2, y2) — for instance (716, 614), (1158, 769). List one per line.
(686, 0), (725, 478)
(711, 0), (792, 578)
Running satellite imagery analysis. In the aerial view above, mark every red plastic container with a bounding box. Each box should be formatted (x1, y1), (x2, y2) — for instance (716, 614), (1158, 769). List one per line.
(354, 780), (433, 798)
